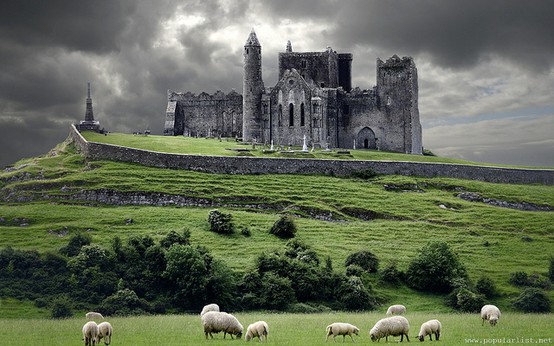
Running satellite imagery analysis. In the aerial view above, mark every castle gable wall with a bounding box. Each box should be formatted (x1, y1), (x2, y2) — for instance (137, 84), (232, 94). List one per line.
(166, 90), (242, 137)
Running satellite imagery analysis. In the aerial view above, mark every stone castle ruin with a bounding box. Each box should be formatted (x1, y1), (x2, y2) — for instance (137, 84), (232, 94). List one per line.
(164, 30), (422, 154)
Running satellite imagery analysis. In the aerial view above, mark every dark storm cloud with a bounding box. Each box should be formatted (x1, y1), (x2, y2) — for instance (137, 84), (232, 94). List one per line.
(263, 0), (554, 71)
(0, 1), (135, 53)
(1, 0), (552, 168)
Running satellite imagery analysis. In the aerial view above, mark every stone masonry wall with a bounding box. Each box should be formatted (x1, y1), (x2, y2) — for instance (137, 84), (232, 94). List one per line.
(70, 125), (554, 185)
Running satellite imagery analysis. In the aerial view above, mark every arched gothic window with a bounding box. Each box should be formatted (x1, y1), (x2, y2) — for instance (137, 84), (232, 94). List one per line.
(289, 103), (294, 126)
(300, 103), (305, 126)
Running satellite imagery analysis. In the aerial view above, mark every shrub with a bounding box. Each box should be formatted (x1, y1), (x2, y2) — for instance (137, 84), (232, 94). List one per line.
(475, 276), (498, 298)
(259, 272), (296, 310)
(345, 264), (364, 277)
(160, 229), (190, 249)
(50, 296), (73, 319)
(100, 288), (150, 316)
(59, 232), (92, 257)
(269, 215), (297, 239)
(240, 227), (251, 237)
(512, 287), (551, 313)
(284, 239), (319, 265)
(345, 250), (379, 273)
(288, 302), (332, 313)
(509, 271), (530, 286)
(207, 210), (235, 234)
(379, 261), (403, 284)
(454, 287), (485, 312)
(335, 275), (376, 311)
(406, 241), (467, 293)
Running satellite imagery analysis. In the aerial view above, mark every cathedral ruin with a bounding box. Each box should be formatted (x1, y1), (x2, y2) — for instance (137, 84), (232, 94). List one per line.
(164, 30), (422, 154)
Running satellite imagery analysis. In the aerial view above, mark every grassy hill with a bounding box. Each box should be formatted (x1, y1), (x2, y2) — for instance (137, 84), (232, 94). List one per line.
(81, 131), (553, 168)
(0, 136), (553, 318)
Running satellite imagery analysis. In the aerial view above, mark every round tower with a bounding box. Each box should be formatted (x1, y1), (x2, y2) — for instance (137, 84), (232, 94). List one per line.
(242, 29), (264, 142)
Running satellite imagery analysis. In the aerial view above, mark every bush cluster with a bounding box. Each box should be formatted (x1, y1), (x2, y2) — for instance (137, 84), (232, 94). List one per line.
(207, 209), (235, 234)
(405, 241), (467, 293)
(239, 240), (377, 311)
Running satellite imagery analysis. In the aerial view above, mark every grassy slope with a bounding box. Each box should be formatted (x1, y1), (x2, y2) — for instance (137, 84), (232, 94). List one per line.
(0, 139), (553, 318)
(81, 131), (554, 168)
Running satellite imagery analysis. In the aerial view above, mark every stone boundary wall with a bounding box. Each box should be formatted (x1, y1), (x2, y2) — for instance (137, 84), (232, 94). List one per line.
(69, 125), (554, 185)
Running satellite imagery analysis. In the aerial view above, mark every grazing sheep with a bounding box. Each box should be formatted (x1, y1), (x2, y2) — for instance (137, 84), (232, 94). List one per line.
(97, 321), (113, 345)
(200, 303), (220, 317)
(369, 316), (410, 342)
(82, 321), (99, 346)
(245, 321), (269, 342)
(201, 311), (243, 339)
(325, 322), (360, 342)
(481, 304), (501, 326)
(386, 304), (407, 315)
(417, 319), (442, 341)
(86, 312), (104, 320)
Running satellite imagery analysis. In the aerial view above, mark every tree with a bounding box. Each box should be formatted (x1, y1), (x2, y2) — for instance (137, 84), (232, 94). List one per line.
(163, 244), (208, 309)
(406, 241), (467, 293)
(259, 272), (296, 310)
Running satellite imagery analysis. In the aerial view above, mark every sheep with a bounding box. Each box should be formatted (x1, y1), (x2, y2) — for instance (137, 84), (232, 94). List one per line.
(325, 322), (360, 342)
(481, 304), (501, 326)
(82, 321), (99, 346)
(369, 316), (410, 342)
(97, 321), (113, 345)
(386, 304), (407, 315)
(201, 311), (243, 339)
(417, 319), (442, 341)
(200, 303), (220, 317)
(245, 321), (269, 342)
(86, 312), (104, 320)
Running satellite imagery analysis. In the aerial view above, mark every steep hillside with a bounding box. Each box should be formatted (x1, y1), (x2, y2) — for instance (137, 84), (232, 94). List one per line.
(1, 138), (553, 317)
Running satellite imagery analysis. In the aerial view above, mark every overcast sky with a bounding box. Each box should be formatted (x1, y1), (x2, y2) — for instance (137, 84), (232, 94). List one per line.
(1, 0), (553, 168)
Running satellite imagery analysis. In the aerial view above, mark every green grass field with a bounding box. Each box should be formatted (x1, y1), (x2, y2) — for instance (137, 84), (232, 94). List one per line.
(1, 137), (553, 320)
(0, 312), (552, 345)
(80, 131), (554, 169)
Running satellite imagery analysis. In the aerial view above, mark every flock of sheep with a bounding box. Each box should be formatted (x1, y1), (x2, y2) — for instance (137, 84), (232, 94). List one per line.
(200, 303), (501, 343)
(82, 312), (112, 346)
(80, 303), (502, 344)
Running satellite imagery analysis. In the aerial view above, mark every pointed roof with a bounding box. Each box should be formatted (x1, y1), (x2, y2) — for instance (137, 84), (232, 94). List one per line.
(245, 29), (260, 47)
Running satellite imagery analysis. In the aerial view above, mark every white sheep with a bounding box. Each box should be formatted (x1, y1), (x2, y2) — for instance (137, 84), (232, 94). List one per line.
(86, 312), (104, 320)
(245, 320), (269, 342)
(200, 303), (220, 317)
(481, 304), (501, 326)
(417, 319), (442, 341)
(201, 311), (243, 339)
(325, 322), (360, 342)
(82, 321), (99, 346)
(97, 321), (113, 345)
(386, 304), (407, 315)
(369, 315), (410, 342)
